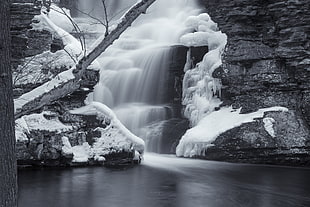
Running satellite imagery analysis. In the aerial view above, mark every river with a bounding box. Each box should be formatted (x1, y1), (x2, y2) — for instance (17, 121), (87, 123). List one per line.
(18, 153), (310, 207)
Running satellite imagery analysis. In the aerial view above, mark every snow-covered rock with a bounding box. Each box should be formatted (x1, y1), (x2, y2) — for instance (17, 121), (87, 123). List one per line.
(70, 102), (145, 154)
(176, 107), (289, 157)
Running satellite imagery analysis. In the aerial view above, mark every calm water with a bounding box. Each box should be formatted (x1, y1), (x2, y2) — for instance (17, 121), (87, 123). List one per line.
(18, 153), (310, 207)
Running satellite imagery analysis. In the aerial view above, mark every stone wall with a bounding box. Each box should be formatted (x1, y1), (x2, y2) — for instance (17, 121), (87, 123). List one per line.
(199, 0), (310, 165)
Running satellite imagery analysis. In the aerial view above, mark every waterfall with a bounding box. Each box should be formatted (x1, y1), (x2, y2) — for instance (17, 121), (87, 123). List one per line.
(79, 0), (202, 152)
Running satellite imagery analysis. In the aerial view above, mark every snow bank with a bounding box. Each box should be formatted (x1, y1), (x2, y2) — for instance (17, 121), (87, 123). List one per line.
(15, 112), (73, 141)
(176, 106), (288, 157)
(70, 102), (145, 154)
(180, 13), (227, 126)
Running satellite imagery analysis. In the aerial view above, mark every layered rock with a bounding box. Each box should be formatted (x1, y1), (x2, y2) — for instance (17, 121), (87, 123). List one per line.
(11, 0), (53, 69)
(16, 100), (141, 167)
(198, 0), (310, 165)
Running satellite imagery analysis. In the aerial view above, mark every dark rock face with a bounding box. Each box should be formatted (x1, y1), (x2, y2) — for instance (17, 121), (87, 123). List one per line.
(161, 118), (189, 154)
(199, 0), (310, 165)
(11, 0), (53, 69)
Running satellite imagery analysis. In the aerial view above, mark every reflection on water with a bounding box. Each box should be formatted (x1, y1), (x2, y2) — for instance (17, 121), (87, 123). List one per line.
(18, 154), (310, 207)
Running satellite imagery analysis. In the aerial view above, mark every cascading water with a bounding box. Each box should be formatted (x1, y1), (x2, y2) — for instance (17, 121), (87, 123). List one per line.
(79, 0), (202, 152)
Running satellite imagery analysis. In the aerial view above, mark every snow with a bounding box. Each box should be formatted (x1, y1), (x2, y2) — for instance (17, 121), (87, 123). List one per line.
(14, 69), (75, 113)
(263, 117), (276, 137)
(15, 118), (30, 142)
(13, 50), (77, 86)
(32, 6), (81, 58)
(180, 13), (227, 127)
(91, 127), (135, 157)
(35, 10), (82, 58)
(176, 106), (288, 157)
(15, 111), (73, 141)
(17, 111), (72, 132)
(48, 5), (74, 33)
(61, 136), (73, 155)
(70, 102), (145, 154)
(57, 102), (146, 163)
(72, 142), (92, 163)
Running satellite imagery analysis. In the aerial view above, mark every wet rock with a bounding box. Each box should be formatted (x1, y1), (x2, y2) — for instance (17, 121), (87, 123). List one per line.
(161, 118), (190, 154)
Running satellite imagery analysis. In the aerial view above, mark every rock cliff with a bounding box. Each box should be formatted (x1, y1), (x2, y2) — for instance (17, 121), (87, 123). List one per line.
(199, 0), (310, 165)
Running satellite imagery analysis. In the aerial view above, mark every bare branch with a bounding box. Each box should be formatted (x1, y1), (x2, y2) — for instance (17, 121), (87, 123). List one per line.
(74, 7), (107, 27)
(101, 0), (109, 36)
(49, 7), (87, 57)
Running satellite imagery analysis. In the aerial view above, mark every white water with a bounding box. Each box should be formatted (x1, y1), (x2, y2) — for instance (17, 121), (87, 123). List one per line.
(82, 0), (202, 151)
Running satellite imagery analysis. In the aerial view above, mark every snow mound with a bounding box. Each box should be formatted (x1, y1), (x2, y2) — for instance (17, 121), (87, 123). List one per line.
(15, 112), (73, 141)
(176, 106), (288, 157)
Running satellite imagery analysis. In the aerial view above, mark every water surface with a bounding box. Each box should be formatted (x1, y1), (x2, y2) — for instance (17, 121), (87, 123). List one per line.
(18, 154), (310, 207)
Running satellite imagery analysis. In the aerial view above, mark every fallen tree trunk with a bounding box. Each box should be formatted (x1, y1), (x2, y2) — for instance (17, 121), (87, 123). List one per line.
(14, 0), (156, 119)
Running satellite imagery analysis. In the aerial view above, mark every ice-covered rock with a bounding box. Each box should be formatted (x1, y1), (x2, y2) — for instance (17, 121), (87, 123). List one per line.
(180, 13), (227, 127)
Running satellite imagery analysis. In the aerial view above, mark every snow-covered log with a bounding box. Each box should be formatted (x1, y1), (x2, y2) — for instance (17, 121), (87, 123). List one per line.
(14, 0), (156, 118)
(70, 102), (145, 154)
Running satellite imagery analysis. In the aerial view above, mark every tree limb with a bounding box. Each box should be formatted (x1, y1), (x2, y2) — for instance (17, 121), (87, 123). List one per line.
(14, 0), (156, 119)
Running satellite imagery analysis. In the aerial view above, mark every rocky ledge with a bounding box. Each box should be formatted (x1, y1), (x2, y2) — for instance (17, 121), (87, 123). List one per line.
(16, 97), (142, 168)
(197, 0), (310, 166)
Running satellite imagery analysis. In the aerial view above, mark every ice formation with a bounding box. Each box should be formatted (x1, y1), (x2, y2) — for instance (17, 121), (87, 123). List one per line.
(176, 107), (288, 157)
(180, 13), (227, 127)
(176, 13), (289, 158)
